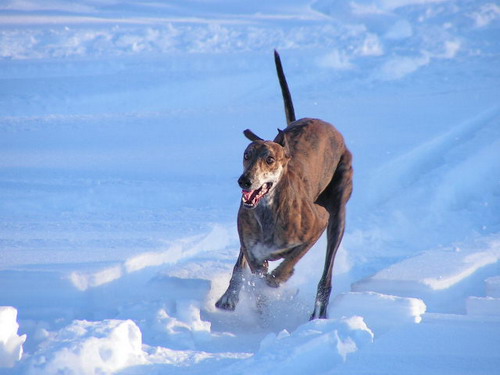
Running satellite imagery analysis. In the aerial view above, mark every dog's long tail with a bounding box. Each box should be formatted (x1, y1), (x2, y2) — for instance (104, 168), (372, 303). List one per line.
(274, 50), (296, 126)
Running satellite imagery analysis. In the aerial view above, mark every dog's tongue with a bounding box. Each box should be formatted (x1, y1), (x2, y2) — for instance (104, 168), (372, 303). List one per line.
(241, 184), (270, 207)
(242, 189), (256, 203)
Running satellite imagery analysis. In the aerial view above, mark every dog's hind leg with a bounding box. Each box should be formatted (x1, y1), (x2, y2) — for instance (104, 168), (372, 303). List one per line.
(311, 150), (353, 319)
(216, 250), (248, 311)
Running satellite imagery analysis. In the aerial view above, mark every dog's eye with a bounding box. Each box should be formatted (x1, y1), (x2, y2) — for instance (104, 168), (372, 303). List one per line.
(266, 156), (275, 165)
(244, 152), (250, 160)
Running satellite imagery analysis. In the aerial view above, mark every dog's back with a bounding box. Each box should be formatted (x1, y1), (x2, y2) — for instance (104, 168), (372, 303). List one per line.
(275, 118), (347, 202)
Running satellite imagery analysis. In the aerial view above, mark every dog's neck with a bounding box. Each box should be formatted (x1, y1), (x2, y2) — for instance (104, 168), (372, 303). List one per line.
(255, 169), (302, 219)
(247, 169), (310, 250)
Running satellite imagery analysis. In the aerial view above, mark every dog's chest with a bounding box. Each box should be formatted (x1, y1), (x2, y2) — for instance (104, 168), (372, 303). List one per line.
(244, 205), (296, 261)
(250, 243), (282, 262)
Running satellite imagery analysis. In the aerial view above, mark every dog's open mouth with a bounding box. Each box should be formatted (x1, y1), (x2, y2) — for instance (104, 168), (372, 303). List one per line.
(241, 183), (272, 208)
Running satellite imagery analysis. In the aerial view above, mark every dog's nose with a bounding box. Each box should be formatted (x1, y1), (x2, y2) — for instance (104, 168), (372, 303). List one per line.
(238, 175), (252, 190)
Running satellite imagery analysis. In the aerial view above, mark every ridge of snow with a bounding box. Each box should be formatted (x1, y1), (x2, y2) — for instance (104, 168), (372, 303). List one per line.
(354, 235), (500, 293)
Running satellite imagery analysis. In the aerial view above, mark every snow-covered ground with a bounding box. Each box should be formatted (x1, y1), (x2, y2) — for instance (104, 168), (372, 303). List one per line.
(1, 0), (499, 373)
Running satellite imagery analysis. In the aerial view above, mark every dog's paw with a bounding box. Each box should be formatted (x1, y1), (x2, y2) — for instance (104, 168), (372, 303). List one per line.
(310, 301), (328, 320)
(265, 273), (281, 288)
(215, 292), (239, 311)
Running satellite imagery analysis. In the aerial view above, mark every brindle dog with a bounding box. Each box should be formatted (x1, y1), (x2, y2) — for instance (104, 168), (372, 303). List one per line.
(216, 51), (353, 319)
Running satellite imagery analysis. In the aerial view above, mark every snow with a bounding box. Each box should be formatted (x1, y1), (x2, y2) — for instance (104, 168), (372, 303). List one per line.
(486, 276), (500, 297)
(222, 317), (374, 375)
(352, 235), (500, 313)
(330, 292), (426, 335)
(0, 0), (499, 374)
(0, 307), (26, 369)
(336, 313), (500, 375)
(466, 296), (500, 317)
(26, 319), (147, 375)
(372, 249), (497, 291)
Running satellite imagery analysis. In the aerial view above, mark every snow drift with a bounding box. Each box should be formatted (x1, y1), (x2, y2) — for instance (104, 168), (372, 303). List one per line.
(0, 307), (26, 368)
(27, 320), (146, 375)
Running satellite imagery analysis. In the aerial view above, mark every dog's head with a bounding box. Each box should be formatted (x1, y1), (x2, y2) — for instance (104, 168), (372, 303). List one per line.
(238, 129), (290, 209)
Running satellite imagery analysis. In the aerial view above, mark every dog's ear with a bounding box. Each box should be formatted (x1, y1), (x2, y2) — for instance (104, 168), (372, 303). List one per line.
(243, 129), (263, 142)
(275, 129), (291, 157)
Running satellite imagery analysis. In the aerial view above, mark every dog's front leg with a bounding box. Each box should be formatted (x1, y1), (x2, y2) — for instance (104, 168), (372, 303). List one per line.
(215, 250), (248, 311)
(265, 243), (312, 288)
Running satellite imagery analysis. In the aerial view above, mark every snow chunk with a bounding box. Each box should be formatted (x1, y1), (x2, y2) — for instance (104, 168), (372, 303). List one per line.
(152, 301), (212, 350)
(330, 292), (426, 335)
(27, 319), (147, 375)
(222, 317), (373, 374)
(0, 306), (26, 368)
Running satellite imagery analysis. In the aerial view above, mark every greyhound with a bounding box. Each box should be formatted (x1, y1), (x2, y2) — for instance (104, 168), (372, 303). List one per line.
(215, 51), (353, 319)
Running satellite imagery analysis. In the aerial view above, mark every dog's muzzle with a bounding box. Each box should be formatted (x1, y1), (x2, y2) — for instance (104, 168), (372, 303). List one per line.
(240, 182), (272, 209)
